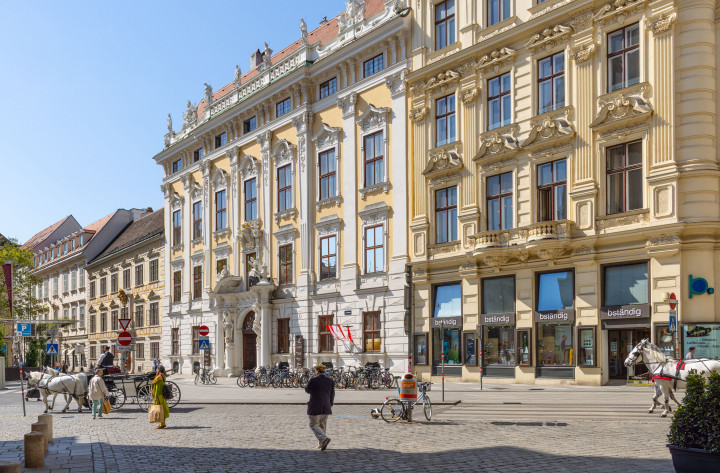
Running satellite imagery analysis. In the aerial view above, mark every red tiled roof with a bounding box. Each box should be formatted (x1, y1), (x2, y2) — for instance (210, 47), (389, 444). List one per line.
(195, 1), (387, 118)
(22, 216), (72, 250)
(84, 212), (115, 233)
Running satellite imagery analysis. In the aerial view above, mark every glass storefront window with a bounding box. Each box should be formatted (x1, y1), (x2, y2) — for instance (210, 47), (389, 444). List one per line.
(682, 323), (720, 359)
(415, 334), (428, 365)
(517, 330), (531, 366)
(432, 283), (463, 366)
(577, 327), (596, 367)
(538, 323), (573, 366)
(537, 271), (574, 311)
(464, 332), (477, 365)
(434, 327), (461, 364)
(655, 324), (674, 359)
(482, 276), (514, 314)
(603, 263), (648, 306)
(483, 325), (515, 365)
(434, 284), (461, 317)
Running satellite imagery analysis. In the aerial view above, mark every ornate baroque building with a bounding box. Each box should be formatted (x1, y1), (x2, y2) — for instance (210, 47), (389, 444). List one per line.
(407, 0), (720, 384)
(154, 0), (412, 375)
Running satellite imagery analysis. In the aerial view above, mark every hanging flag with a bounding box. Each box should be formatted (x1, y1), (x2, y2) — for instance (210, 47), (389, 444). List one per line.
(325, 325), (355, 342)
(346, 325), (353, 342)
(2, 263), (11, 314)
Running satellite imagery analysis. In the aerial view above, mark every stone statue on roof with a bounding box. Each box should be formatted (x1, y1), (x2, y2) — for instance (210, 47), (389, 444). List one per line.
(204, 83), (213, 106)
(167, 113), (173, 134)
(300, 18), (308, 45)
(182, 100), (198, 128)
(337, 0), (366, 30)
(262, 42), (273, 67)
(234, 65), (242, 88)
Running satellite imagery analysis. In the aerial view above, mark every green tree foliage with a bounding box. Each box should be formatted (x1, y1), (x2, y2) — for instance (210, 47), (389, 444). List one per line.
(668, 369), (720, 452)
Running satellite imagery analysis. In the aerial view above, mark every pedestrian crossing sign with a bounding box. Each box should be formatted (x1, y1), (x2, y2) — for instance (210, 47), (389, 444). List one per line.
(198, 339), (210, 350)
(46, 343), (59, 355)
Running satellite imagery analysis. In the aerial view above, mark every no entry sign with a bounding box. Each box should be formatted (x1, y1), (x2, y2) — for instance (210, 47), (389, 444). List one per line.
(669, 293), (677, 310)
(118, 331), (132, 346)
(199, 325), (209, 337)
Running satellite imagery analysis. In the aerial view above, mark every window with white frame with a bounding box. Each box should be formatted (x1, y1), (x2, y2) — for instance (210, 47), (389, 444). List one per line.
(277, 165), (292, 212)
(172, 210), (181, 246)
(319, 235), (337, 280)
(215, 190), (227, 230)
(71, 270), (77, 290)
(79, 305), (85, 329)
(193, 201), (202, 239)
(363, 131), (384, 187)
(312, 124), (342, 204)
(278, 244), (293, 285)
(79, 268), (84, 288)
(244, 178), (257, 221)
(319, 150), (336, 200)
(364, 225), (384, 274)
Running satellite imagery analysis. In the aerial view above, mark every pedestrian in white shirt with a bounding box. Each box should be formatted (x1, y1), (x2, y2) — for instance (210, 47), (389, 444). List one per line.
(88, 369), (110, 419)
(685, 347), (696, 359)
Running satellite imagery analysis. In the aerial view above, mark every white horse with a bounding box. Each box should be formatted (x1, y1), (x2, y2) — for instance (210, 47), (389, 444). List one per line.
(624, 338), (720, 417)
(26, 370), (87, 413)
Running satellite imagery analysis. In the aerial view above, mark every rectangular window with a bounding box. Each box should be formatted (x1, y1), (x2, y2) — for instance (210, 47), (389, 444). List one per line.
(538, 52), (565, 114)
(363, 311), (381, 352)
(277, 165), (292, 212)
(216, 259), (228, 275)
(53, 276), (58, 295)
(172, 160), (182, 173)
(101, 311), (108, 332)
(149, 259), (159, 282)
(277, 318), (290, 354)
(319, 78), (337, 99)
(63, 308), (68, 320)
(488, 0), (510, 25)
(319, 236), (337, 280)
(173, 210), (182, 246)
(63, 273), (68, 292)
(71, 239), (75, 251)
(319, 150), (336, 200)
(79, 235), (83, 247)
(135, 304), (144, 328)
(90, 281), (96, 299)
(363, 131), (384, 187)
(100, 277), (107, 296)
(137, 343), (145, 360)
(110, 273), (118, 293)
(464, 332), (477, 365)
(193, 201), (202, 239)
(192, 326), (200, 355)
(215, 190), (227, 230)
(78, 305), (85, 329)
(122, 268), (130, 289)
(435, 0), (455, 50)
(603, 262), (648, 306)
(243, 117), (257, 134)
(90, 313), (96, 333)
(173, 271), (182, 303)
(517, 329), (532, 366)
(193, 266), (202, 300)
(279, 244), (293, 285)
(319, 315), (334, 353)
(214, 132), (227, 149)
(90, 346), (96, 360)
(488, 73), (511, 130)
(364, 54), (384, 77)
(150, 342), (159, 360)
(482, 276), (515, 314)
(193, 148), (204, 162)
(538, 323), (574, 366)
(150, 302), (159, 326)
(537, 159), (567, 222)
(63, 242), (67, 254)
(608, 23), (640, 92)
(435, 187), (458, 244)
(244, 178), (257, 221)
(577, 327), (596, 367)
(364, 225), (384, 273)
(171, 327), (179, 355)
(71, 270), (76, 290)
(537, 271), (575, 311)
(135, 264), (144, 286)
(415, 333), (428, 365)
(607, 140), (642, 214)
(276, 97), (291, 118)
(79, 269), (84, 288)
(435, 94), (456, 146)
(487, 172), (513, 231)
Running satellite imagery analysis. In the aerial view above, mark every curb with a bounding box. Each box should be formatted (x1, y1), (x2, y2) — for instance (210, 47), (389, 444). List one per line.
(175, 400), (463, 406)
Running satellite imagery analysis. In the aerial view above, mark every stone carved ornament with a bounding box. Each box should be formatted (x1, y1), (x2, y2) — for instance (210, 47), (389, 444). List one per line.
(423, 147), (463, 178)
(646, 235), (681, 246)
(524, 25), (573, 54)
(594, 0), (647, 27)
(590, 87), (652, 128)
(182, 100), (198, 128)
(424, 69), (461, 96)
(239, 219), (263, 252)
(475, 127), (520, 162)
(223, 310), (234, 344)
(408, 106), (428, 123)
(646, 12), (676, 35)
(522, 111), (575, 148)
(570, 43), (597, 64)
(476, 48), (516, 76)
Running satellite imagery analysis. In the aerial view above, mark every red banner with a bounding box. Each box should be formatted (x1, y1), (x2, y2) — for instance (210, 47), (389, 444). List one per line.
(2, 263), (11, 314)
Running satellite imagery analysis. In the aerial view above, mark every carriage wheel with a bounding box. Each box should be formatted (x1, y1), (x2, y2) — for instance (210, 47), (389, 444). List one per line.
(108, 388), (126, 410)
(137, 385), (153, 412)
(166, 382), (181, 408)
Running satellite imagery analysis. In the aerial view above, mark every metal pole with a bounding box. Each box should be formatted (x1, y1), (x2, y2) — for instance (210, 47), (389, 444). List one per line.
(8, 261), (26, 417)
(441, 351), (445, 402)
(479, 335), (483, 391)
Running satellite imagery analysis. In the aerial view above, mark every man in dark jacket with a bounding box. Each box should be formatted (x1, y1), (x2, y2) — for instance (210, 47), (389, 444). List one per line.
(96, 346), (114, 374)
(305, 364), (335, 451)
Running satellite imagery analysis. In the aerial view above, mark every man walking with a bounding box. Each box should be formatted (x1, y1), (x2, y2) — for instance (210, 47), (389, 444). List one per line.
(305, 364), (335, 451)
(685, 347), (696, 359)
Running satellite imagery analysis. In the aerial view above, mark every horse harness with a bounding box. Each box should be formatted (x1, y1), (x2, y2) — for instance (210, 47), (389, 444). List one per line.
(36, 372), (80, 400)
(650, 359), (714, 390)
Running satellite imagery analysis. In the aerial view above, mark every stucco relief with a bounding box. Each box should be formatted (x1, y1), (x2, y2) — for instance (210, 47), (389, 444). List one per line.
(336, 92), (357, 118)
(476, 48), (516, 76)
(424, 69), (461, 96)
(591, 86), (652, 129)
(646, 12), (677, 35)
(596, 211), (649, 231)
(569, 12), (593, 32)
(474, 126), (520, 163)
(413, 232), (425, 257)
(522, 110), (575, 149)
(571, 245), (595, 256)
(576, 201), (592, 230)
(239, 155), (259, 180)
(170, 191), (184, 210)
(593, 0), (647, 27)
(570, 43), (596, 63)
(524, 25), (572, 54)
(408, 106), (429, 122)
(423, 145), (463, 179)
(460, 88), (478, 105)
(646, 235), (680, 246)
(427, 243), (460, 257)
(482, 255), (509, 272)
(654, 185), (673, 217)
(272, 139), (297, 167)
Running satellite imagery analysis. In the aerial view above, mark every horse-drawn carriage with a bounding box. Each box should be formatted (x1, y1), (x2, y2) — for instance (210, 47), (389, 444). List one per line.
(93, 370), (181, 412)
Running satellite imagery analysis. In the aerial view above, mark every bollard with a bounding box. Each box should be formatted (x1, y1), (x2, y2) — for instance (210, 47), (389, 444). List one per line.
(37, 414), (53, 443)
(30, 423), (48, 454)
(23, 432), (45, 468)
(0, 462), (21, 473)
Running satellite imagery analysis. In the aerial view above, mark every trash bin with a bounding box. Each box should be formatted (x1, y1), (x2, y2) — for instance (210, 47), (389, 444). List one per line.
(398, 373), (417, 401)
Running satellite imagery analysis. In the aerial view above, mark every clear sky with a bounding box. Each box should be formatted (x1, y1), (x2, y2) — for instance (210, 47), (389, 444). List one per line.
(0, 0), (346, 244)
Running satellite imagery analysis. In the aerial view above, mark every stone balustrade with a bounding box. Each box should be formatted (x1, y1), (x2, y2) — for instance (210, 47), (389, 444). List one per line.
(472, 220), (574, 250)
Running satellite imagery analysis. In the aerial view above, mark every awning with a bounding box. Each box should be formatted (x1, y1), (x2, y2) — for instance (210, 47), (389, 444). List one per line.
(601, 318), (651, 330)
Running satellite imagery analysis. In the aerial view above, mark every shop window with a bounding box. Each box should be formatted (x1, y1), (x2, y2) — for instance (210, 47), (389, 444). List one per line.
(655, 324), (675, 359)
(215, 190), (227, 230)
(244, 178), (257, 221)
(488, 72), (511, 130)
(464, 332), (477, 365)
(434, 283), (461, 317)
(363, 54), (383, 78)
(277, 318), (290, 353)
(319, 236), (337, 280)
(276, 97), (291, 118)
(435, 187), (458, 244)
(487, 172), (512, 231)
(488, 0), (510, 25)
(319, 149), (336, 199)
(319, 315), (334, 353)
(435, 94), (456, 146)
(538, 159), (567, 222)
(538, 52), (565, 114)
(482, 276), (514, 314)
(607, 140), (642, 214)
(414, 333), (428, 365)
(537, 270), (574, 311)
(243, 117), (256, 134)
(363, 131), (384, 187)
(364, 225), (384, 273)
(435, 0), (455, 50)
(193, 148), (204, 162)
(682, 323), (720, 359)
(483, 325), (515, 365)
(319, 78), (337, 99)
(607, 23), (640, 92)
(517, 330), (531, 366)
(432, 283), (462, 365)
(603, 262), (648, 306)
(577, 327), (596, 367)
(172, 210), (181, 246)
(537, 322), (573, 366)
(277, 165), (292, 212)
(193, 201), (202, 239)
(363, 311), (381, 352)
(279, 244), (293, 285)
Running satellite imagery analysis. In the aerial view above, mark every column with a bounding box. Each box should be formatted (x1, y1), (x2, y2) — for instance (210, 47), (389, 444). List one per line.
(292, 111), (315, 290)
(339, 93), (358, 280)
(386, 69), (409, 263)
(257, 131), (273, 268)
(229, 147), (240, 280)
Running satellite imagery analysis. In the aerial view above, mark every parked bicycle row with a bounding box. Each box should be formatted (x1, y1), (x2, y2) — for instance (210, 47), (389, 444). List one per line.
(235, 362), (398, 390)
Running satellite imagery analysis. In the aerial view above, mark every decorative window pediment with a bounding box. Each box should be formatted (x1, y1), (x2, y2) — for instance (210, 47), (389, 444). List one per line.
(356, 104), (390, 132)
(312, 123), (342, 150)
(424, 69), (461, 96)
(476, 48), (516, 76)
(191, 183), (202, 202)
(239, 155), (259, 181)
(315, 214), (342, 237)
(594, 0), (647, 28)
(524, 25), (572, 55)
(423, 144), (463, 179)
(211, 168), (228, 190)
(272, 139), (297, 167)
(273, 223), (296, 246)
(522, 108), (575, 149)
(170, 191), (184, 210)
(474, 125), (520, 163)
(590, 84), (652, 130)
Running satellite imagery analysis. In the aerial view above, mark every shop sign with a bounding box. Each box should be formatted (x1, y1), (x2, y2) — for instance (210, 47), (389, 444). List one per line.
(682, 323), (720, 358)
(600, 304), (650, 319)
(534, 309), (575, 323)
(689, 275), (714, 298)
(431, 316), (462, 328)
(479, 313), (515, 325)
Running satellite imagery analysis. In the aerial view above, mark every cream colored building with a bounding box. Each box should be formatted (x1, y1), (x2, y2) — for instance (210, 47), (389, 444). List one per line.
(407, 0), (719, 385)
(154, 1), (412, 375)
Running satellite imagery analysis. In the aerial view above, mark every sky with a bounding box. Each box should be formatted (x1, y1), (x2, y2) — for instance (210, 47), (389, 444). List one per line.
(0, 0), (346, 244)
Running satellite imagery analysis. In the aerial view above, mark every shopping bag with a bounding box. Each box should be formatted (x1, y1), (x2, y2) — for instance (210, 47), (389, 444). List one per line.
(102, 398), (112, 415)
(148, 405), (164, 424)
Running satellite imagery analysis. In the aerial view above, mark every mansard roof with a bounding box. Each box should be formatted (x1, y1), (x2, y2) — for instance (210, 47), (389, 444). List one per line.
(90, 209), (164, 264)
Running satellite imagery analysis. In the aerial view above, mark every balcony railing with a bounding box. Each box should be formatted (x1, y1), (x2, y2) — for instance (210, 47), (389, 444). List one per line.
(472, 220), (573, 250)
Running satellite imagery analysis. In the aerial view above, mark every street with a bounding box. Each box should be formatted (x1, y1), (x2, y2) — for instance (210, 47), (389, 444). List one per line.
(0, 380), (674, 472)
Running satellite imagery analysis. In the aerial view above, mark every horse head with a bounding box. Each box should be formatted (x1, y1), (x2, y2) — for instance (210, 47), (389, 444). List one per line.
(624, 338), (651, 367)
(26, 371), (43, 388)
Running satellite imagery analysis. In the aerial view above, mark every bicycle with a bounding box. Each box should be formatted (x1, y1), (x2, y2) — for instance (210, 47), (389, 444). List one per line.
(380, 382), (432, 422)
(194, 367), (217, 385)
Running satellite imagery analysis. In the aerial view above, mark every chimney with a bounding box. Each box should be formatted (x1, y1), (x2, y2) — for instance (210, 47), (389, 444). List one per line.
(130, 208), (151, 220)
(320, 16), (328, 25)
(250, 49), (263, 69)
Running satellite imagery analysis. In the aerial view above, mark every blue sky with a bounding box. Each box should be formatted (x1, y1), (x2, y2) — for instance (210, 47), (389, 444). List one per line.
(0, 0), (345, 243)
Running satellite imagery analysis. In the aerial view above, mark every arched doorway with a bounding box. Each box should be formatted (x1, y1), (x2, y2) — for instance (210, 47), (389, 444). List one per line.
(242, 311), (257, 370)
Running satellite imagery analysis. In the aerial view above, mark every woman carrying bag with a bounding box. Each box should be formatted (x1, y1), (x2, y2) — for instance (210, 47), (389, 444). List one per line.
(150, 365), (169, 429)
(88, 368), (110, 419)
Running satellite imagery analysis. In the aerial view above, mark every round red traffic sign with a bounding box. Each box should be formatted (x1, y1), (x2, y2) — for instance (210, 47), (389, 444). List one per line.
(199, 325), (209, 337)
(118, 331), (132, 346)
(669, 292), (677, 310)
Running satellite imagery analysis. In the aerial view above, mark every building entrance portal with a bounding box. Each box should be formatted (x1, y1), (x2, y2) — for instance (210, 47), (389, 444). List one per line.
(608, 328), (650, 379)
(242, 311), (257, 371)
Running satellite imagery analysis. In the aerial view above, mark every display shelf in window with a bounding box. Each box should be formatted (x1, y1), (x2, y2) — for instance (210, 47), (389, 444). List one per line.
(516, 329), (532, 366)
(414, 333), (428, 366)
(576, 326), (596, 367)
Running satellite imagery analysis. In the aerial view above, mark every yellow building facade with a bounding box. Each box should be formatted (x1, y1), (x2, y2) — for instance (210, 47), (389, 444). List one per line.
(155, 1), (412, 375)
(407, 0), (720, 384)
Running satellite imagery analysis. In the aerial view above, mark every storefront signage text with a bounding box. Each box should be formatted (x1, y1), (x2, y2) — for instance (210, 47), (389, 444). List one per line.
(432, 316), (462, 328)
(534, 309), (575, 323)
(600, 304), (650, 320)
(479, 313), (516, 325)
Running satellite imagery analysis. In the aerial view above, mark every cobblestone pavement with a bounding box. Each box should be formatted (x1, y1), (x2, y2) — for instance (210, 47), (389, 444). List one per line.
(0, 401), (673, 473)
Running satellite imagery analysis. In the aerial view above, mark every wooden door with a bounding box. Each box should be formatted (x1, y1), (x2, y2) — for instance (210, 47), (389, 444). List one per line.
(243, 333), (257, 370)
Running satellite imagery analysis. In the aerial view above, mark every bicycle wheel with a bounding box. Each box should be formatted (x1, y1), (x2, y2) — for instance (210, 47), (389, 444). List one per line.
(237, 375), (247, 387)
(209, 372), (218, 385)
(137, 385), (153, 412)
(380, 399), (405, 422)
(194, 374), (200, 385)
(423, 397), (432, 421)
(165, 381), (181, 408)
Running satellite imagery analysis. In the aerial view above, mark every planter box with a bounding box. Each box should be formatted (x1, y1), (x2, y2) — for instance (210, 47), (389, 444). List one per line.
(668, 445), (720, 473)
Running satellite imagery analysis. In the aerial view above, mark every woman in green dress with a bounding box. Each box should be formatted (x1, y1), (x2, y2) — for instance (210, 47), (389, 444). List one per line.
(152, 365), (170, 429)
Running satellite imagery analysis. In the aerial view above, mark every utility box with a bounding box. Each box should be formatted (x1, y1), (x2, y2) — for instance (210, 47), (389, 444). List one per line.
(398, 373), (417, 401)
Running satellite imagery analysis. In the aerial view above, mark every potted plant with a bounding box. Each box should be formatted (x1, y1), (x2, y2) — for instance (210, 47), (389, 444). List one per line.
(667, 369), (720, 472)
